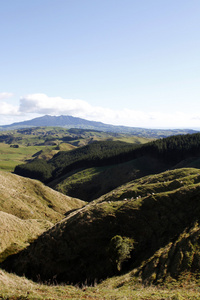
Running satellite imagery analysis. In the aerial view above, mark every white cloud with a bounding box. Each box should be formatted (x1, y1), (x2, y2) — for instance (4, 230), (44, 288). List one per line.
(18, 93), (200, 129)
(19, 94), (93, 116)
(0, 93), (199, 129)
(0, 101), (19, 115)
(0, 92), (19, 117)
(0, 92), (14, 100)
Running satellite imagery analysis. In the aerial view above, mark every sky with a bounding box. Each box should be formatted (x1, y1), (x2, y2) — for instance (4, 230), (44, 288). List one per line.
(1, 0), (200, 129)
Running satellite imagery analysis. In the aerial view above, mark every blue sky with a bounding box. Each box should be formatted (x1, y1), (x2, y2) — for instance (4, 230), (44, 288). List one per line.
(1, 0), (200, 128)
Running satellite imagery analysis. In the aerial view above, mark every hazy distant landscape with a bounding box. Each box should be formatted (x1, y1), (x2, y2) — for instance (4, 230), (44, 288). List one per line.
(1, 114), (198, 138)
(0, 116), (200, 299)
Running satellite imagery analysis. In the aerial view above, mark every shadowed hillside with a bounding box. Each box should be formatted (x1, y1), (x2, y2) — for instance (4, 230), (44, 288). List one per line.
(3, 168), (200, 285)
(14, 132), (200, 201)
(53, 156), (167, 201)
(0, 211), (52, 263)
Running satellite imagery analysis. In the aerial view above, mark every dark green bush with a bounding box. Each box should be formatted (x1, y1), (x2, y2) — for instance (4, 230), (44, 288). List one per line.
(108, 235), (135, 271)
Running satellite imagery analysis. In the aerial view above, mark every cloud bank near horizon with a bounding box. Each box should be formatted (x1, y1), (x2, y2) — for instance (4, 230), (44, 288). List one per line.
(0, 93), (200, 129)
(0, 93), (18, 116)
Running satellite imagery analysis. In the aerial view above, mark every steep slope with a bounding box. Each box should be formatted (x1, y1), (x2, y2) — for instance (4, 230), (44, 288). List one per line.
(53, 156), (167, 201)
(0, 170), (85, 222)
(3, 168), (200, 285)
(135, 222), (200, 284)
(0, 170), (85, 263)
(0, 211), (52, 262)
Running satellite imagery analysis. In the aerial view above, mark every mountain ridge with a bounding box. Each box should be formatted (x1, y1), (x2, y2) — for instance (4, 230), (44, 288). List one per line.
(0, 114), (198, 138)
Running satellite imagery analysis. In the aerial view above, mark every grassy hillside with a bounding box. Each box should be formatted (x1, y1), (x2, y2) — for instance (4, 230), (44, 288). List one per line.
(0, 268), (199, 299)
(3, 168), (200, 287)
(2, 128), (200, 299)
(53, 156), (167, 201)
(0, 211), (52, 263)
(15, 132), (200, 201)
(0, 170), (85, 264)
(14, 140), (142, 182)
(0, 170), (85, 222)
(0, 126), (151, 172)
(0, 142), (52, 172)
(0, 126), (151, 147)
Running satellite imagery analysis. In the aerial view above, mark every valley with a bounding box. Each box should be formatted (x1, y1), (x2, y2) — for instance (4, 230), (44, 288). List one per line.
(0, 123), (200, 299)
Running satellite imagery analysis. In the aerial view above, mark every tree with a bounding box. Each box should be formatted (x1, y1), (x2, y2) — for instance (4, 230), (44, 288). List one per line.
(108, 235), (134, 271)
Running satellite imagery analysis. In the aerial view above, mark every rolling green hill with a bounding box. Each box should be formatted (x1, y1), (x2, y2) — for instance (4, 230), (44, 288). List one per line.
(0, 170), (85, 263)
(3, 168), (200, 287)
(14, 140), (142, 183)
(2, 128), (200, 299)
(0, 126), (151, 172)
(0, 211), (52, 263)
(52, 156), (167, 201)
(0, 126), (152, 147)
(14, 132), (200, 201)
(0, 170), (85, 222)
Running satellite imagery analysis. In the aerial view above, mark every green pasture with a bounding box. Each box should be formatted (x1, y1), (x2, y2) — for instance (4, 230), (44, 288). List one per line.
(0, 143), (51, 172)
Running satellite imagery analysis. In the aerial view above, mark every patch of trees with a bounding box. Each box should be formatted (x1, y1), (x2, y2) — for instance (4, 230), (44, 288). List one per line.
(17, 128), (35, 135)
(0, 134), (23, 144)
(14, 159), (53, 182)
(0, 134), (14, 143)
(14, 133), (200, 183)
(68, 128), (101, 134)
(62, 135), (82, 142)
(140, 133), (200, 164)
(50, 140), (141, 178)
(14, 141), (139, 182)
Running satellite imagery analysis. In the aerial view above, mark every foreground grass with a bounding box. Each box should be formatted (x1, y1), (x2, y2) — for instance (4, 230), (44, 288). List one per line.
(0, 269), (200, 299)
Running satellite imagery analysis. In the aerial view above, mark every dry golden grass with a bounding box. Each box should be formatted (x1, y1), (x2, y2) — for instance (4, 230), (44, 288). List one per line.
(1, 168), (200, 299)
(0, 170), (86, 263)
(5, 168), (200, 287)
(0, 170), (85, 223)
(58, 142), (77, 151)
(0, 211), (52, 262)
(0, 268), (200, 299)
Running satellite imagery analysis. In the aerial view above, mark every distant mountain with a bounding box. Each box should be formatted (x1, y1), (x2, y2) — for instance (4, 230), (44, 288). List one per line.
(1, 115), (108, 130)
(0, 114), (198, 138)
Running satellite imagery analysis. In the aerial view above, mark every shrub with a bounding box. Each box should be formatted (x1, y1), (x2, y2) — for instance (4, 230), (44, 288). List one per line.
(108, 235), (134, 271)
